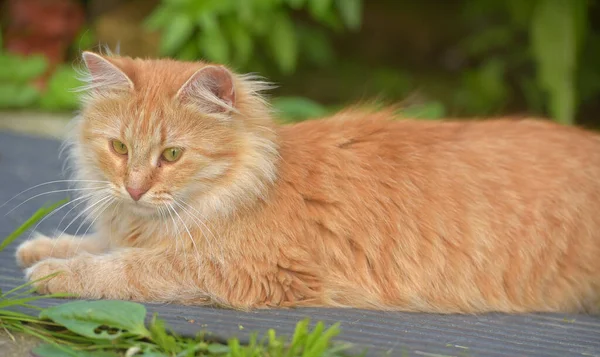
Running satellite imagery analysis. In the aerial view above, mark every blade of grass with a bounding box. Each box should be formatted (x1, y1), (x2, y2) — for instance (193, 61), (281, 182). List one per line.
(0, 198), (68, 251)
(1, 271), (64, 297)
(0, 293), (72, 309)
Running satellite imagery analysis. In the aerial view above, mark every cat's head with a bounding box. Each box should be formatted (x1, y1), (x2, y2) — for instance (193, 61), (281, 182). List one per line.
(68, 51), (278, 220)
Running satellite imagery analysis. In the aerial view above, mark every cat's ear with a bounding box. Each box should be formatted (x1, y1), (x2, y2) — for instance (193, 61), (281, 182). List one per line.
(176, 65), (236, 114)
(81, 51), (134, 93)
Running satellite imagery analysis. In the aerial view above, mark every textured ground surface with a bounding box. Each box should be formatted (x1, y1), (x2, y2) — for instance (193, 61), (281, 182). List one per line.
(0, 130), (599, 357)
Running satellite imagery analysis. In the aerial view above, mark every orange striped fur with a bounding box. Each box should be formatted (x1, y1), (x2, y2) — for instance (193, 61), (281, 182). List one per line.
(16, 52), (600, 313)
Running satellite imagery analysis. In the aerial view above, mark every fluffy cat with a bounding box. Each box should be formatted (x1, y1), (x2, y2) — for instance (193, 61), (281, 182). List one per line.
(15, 51), (600, 313)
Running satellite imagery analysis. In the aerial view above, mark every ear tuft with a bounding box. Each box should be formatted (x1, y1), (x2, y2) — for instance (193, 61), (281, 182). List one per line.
(81, 51), (133, 93)
(176, 65), (236, 114)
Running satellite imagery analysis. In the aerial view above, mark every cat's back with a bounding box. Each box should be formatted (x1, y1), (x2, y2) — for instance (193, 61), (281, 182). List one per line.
(273, 109), (600, 312)
(277, 109), (600, 184)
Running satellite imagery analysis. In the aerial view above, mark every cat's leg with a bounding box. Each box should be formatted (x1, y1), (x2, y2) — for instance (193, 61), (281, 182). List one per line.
(24, 247), (323, 308)
(24, 248), (209, 304)
(15, 232), (108, 268)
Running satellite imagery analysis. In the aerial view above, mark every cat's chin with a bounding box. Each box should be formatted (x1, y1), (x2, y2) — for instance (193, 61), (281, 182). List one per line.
(123, 201), (163, 217)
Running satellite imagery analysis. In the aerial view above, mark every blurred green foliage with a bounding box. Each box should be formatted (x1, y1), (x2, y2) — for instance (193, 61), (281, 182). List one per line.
(147, 0), (362, 74)
(0, 53), (47, 108)
(145, 0), (362, 74)
(0, 0), (598, 126)
(0, 51), (83, 112)
(458, 0), (595, 124)
(0, 26), (90, 112)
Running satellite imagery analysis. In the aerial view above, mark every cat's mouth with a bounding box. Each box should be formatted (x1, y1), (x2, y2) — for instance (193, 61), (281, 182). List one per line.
(126, 203), (162, 218)
(124, 196), (183, 219)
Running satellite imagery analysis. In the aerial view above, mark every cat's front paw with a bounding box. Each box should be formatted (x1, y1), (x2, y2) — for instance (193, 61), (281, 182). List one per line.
(15, 233), (55, 268)
(25, 258), (80, 296)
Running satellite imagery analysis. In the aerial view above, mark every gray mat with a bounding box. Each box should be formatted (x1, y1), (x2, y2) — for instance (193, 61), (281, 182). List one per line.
(0, 131), (599, 357)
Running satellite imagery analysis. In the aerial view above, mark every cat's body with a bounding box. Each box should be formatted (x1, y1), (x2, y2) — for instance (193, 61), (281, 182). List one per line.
(15, 53), (600, 313)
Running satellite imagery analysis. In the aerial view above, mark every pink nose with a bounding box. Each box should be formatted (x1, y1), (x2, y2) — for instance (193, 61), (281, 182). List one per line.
(126, 187), (149, 201)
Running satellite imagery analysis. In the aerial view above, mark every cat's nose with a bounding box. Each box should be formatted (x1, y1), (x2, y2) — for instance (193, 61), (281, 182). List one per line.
(126, 186), (149, 201)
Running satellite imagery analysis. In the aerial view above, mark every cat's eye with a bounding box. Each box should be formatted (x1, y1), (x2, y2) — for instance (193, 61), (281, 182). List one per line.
(111, 140), (128, 155)
(161, 147), (183, 162)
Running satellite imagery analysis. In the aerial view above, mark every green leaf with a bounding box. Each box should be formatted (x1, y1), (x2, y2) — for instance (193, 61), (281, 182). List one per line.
(286, 319), (309, 357)
(149, 314), (179, 353)
(176, 41), (199, 61)
(456, 59), (508, 115)
(207, 343), (230, 354)
(461, 25), (515, 56)
(0, 53), (48, 83)
(531, 0), (587, 124)
(287, 0), (306, 9)
(0, 83), (40, 109)
(33, 344), (119, 357)
(0, 199), (67, 251)
(297, 25), (334, 66)
(269, 13), (298, 74)
(72, 28), (96, 52)
(308, 0), (333, 21)
(139, 352), (168, 357)
(306, 322), (341, 356)
(335, 0), (362, 30)
(39, 65), (82, 111)
(197, 22), (230, 63)
(505, 0), (537, 27)
(0, 271), (64, 298)
(145, 6), (171, 31)
(0, 293), (71, 309)
(225, 19), (253, 67)
(39, 300), (150, 340)
(159, 14), (195, 56)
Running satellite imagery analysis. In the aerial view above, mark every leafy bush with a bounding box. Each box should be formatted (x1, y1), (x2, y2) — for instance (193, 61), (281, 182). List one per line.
(0, 53), (47, 109)
(458, 0), (595, 124)
(1, 0), (598, 126)
(145, 0), (362, 74)
(0, 52), (82, 112)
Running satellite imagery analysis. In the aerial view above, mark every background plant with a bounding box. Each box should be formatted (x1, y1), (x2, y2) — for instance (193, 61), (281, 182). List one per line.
(0, 0), (598, 126)
(145, 0), (362, 75)
(457, 0), (595, 124)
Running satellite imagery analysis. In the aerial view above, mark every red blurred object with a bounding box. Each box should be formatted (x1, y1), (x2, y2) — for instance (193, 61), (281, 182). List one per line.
(3, 0), (85, 89)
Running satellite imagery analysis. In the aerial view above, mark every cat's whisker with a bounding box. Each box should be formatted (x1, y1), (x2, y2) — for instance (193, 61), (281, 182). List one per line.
(175, 199), (224, 262)
(168, 202), (202, 267)
(55, 190), (110, 233)
(4, 186), (110, 216)
(157, 206), (177, 255)
(73, 195), (114, 238)
(75, 197), (115, 256)
(54, 194), (113, 242)
(26, 190), (103, 241)
(108, 201), (122, 244)
(49, 193), (113, 258)
(165, 203), (190, 278)
(173, 200), (224, 264)
(0, 179), (111, 210)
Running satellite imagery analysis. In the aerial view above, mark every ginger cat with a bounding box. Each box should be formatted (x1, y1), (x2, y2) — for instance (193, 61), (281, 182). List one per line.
(15, 51), (600, 314)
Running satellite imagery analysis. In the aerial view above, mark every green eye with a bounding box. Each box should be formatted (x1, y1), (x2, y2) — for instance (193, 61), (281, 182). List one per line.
(111, 140), (128, 155)
(162, 147), (183, 162)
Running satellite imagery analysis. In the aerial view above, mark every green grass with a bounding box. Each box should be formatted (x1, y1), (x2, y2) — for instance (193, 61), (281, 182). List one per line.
(0, 201), (362, 357)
